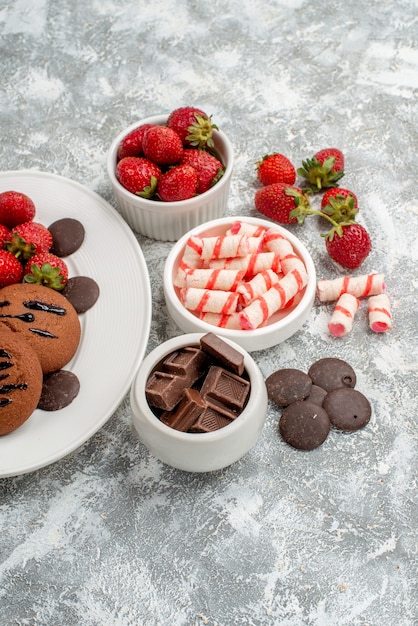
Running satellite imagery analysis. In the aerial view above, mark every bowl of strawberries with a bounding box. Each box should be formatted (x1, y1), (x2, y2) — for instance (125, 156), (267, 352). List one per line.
(107, 107), (234, 241)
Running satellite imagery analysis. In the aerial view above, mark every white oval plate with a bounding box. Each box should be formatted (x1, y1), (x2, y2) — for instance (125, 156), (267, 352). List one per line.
(0, 170), (152, 477)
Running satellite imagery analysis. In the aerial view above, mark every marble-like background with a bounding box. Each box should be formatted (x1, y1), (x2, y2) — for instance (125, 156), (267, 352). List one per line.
(1, 1), (417, 624)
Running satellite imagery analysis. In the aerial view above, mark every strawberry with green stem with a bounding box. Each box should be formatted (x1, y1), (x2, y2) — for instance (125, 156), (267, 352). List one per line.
(254, 183), (311, 224)
(167, 106), (218, 149)
(116, 156), (161, 197)
(24, 252), (69, 290)
(290, 195), (371, 269)
(180, 149), (224, 194)
(298, 148), (345, 193)
(7, 221), (53, 261)
(325, 223), (371, 269)
(321, 187), (358, 222)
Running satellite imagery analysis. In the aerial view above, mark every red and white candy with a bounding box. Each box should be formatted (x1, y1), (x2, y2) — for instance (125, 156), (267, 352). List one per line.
(175, 268), (245, 290)
(317, 273), (385, 302)
(328, 292), (360, 337)
(175, 221), (308, 331)
(207, 251), (281, 276)
(180, 287), (239, 315)
(368, 294), (392, 333)
(239, 266), (308, 330)
(237, 269), (280, 307)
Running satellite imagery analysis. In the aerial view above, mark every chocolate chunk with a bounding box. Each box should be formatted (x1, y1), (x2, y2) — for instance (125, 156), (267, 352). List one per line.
(146, 347), (211, 412)
(265, 368), (312, 406)
(304, 384), (327, 407)
(190, 406), (233, 433)
(162, 347), (209, 378)
(38, 370), (80, 411)
(49, 218), (85, 257)
(279, 400), (330, 450)
(146, 336), (251, 434)
(200, 332), (244, 375)
(200, 365), (250, 413)
(323, 388), (371, 431)
(145, 371), (187, 412)
(62, 276), (100, 313)
(160, 388), (206, 431)
(308, 358), (356, 392)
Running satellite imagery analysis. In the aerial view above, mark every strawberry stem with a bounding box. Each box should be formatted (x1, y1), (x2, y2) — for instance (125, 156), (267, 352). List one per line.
(289, 200), (354, 239)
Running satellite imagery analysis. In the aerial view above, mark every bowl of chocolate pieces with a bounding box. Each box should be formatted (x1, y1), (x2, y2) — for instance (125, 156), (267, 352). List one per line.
(130, 332), (267, 472)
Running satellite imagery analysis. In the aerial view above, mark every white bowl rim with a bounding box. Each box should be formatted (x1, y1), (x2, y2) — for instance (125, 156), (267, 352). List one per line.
(107, 114), (234, 213)
(163, 216), (316, 339)
(131, 332), (266, 443)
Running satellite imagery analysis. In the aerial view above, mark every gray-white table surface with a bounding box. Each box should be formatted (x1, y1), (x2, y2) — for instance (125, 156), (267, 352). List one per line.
(0, 1), (417, 625)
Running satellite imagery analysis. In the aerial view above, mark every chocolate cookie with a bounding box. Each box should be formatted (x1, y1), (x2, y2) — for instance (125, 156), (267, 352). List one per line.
(62, 276), (100, 313)
(0, 283), (81, 374)
(49, 218), (85, 257)
(308, 357), (356, 393)
(323, 387), (371, 431)
(279, 400), (330, 450)
(0, 326), (43, 435)
(266, 368), (312, 406)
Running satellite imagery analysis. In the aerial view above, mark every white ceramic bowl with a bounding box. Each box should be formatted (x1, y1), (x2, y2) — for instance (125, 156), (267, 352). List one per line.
(107, 115), (234, 241)
(130, 333), (267, 472)
(163, 216), (316, 352)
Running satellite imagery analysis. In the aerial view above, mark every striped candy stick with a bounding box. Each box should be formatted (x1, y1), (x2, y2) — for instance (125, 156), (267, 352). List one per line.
(180, 287), (239, 314)
(239, 266), (308, 329)
(328, 292), (360, 337)
(237, 269), (280, 307)
(317, 273), (385, 302)
(368, 294), (392, 332)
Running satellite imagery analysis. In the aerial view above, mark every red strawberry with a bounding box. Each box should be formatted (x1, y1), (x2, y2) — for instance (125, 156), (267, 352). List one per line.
(166, 106), (217, 149)
(256, 153), (296, 186)
(254, 183), (310, 224)
(325, 223), (371, 269)
(298, 148), (345, 192)
(0, 249), (24, 287)
(24, 252), (69, 290)
(142, 125), (183, 165)
(180, 149), (224, 194)
(116, 156), (161, 196)
(0, 224), (11, 248)
(7, 221), (53, 261)
(116, 123), (155, 161)
(321, 187), (358, 223)
(0, 191), (36, 227)
(157, 165), (198, 202)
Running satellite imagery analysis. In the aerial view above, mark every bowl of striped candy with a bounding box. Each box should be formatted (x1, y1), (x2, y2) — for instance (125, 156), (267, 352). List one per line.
(163, 216), (316, 352)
